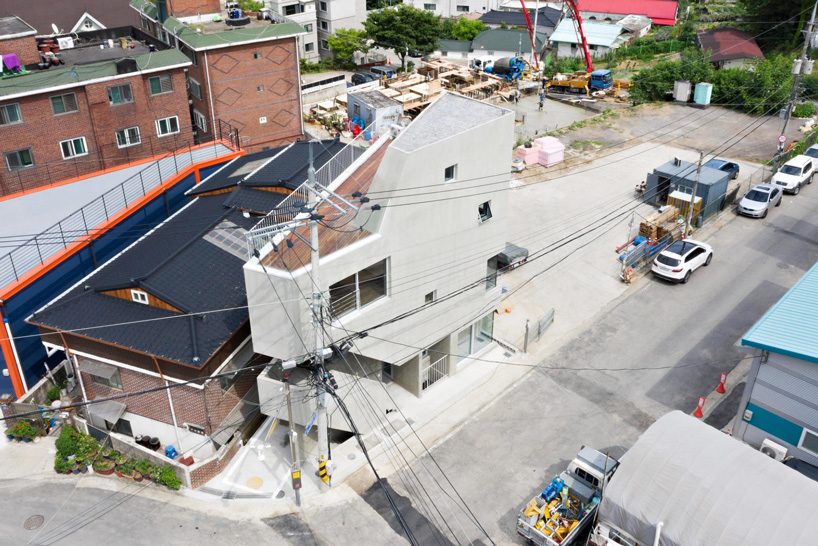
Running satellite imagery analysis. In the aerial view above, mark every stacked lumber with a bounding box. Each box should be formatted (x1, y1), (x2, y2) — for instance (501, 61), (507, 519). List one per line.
(639, 206), (680, 241)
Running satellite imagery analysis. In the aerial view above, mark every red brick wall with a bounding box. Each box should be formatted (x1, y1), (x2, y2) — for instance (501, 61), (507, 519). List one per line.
(190, 436), (241, 488)
(168, 0), (221, 17)
(202, 39), (303, 151)
(1, 36), (40, 66)
(0, 67), (192, 194)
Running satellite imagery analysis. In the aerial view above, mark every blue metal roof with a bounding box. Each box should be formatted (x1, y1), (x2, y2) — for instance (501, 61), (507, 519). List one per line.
(742, 260), (818, 363)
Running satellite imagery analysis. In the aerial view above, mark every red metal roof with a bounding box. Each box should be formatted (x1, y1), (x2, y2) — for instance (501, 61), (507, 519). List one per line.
(576, 0), (679, 26)
(697, 28), (764, 63)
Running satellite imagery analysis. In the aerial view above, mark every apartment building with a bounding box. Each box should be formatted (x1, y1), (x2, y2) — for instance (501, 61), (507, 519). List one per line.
(316, 0), (367, 57)
(0, 18), (192, 195)
(267, 0), (321, 61)
(131, 0), (306, 151)
(407, 0), (500, 19)
(245, 94), (514, 433)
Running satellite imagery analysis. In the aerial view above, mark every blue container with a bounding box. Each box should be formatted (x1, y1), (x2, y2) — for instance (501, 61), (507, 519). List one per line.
(541, 476), (565, 502)
(165, 445), (178, 460)
(694, 82), (713, 106)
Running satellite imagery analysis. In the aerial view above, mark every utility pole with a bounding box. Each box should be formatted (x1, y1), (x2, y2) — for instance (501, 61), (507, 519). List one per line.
(284, 373), (301, 507)
(308, 142), (331, 487)
(775, 0), (818, 169)
(685, 151), (704, 238)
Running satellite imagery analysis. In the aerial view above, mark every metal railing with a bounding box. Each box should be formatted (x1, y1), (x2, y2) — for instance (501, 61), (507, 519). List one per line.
(0, 120), (241, 289)
(0, 120), (240, 197)
(421, 356), (447, 391)
(245, 125), (376, 253)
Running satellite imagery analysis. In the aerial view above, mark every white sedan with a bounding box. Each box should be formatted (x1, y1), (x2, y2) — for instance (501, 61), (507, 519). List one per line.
(651, 239), (713, 283)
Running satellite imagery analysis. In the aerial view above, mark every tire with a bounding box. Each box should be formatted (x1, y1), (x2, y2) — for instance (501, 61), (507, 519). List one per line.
(762, 209), (768, 219)
(809, 174), (813, 185)
(705, 253), (713, 266)
(775, 198), (781, 207)
(682, 270), (691, 284)
(794, 185), (801, 195)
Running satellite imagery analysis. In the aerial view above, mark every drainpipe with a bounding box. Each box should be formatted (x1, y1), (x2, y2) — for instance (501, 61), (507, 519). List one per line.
(653, 521), (664, 546)
(203, 51), (218, 136)
(152, 356), (184, 453)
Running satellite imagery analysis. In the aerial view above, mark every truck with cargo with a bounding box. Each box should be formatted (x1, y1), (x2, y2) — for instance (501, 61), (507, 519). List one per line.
(517, 447), (619, 546)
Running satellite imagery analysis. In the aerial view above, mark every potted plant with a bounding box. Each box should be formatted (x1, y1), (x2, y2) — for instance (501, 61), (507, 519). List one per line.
(54, 457), (72, 474)
(117, 460), (136, 479)
(47, 384), (61, 403)
(93, 458), (115, 475)
(133, 471), (143, 482)
(158, 465), (181, 490)
(136, 459), (155, 478)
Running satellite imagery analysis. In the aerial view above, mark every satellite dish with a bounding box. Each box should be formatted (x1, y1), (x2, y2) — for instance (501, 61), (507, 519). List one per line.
(51, 23), (60, 35)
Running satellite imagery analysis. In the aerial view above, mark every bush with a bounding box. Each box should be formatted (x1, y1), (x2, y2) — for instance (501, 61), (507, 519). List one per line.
(793, 102), (816, 118)
(47, 385), (61, 402)
(135, 459), (156, 477)
(55, 425), (80, 455)
(158, 465), (182, 490)
(6, 420), (40, 440)
(54, 457), (72, 474)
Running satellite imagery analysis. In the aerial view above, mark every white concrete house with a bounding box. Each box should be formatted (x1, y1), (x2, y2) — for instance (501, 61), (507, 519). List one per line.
(548, 19), (627, 58)
(266, 0), (320, 61)
(407, 0), (500, 19)
(316, 0), (367, 57)
(244, 94), (514, 429)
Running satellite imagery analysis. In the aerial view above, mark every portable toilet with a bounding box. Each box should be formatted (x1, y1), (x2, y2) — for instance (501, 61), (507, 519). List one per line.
(694, 82), (713, 106)
(673, 80), (691, 102)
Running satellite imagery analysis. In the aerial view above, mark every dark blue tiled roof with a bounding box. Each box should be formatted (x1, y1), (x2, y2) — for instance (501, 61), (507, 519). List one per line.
(223, 186), (288, 214)
(244, 139), (346, 191)
(480, 7), (561, 29)
(187, 145), (288, 196)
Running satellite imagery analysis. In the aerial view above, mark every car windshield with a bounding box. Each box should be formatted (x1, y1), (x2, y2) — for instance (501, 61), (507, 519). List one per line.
(780, 165), (802, 175)
(656, 254), (680, 267)
(705, 161), (725, 169)
(806, 148), (818, 159)
(745, 190), (769, 202)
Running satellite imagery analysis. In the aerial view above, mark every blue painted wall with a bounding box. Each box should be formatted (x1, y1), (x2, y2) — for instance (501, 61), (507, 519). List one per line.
(745, 402), (804, 446)
(0, 161), (229, 395)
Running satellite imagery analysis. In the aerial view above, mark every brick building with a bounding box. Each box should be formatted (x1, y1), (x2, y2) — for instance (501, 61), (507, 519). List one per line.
(131, 0), (306, 151)
(28, 139), (340, 483)
(0, 22), (194, 194)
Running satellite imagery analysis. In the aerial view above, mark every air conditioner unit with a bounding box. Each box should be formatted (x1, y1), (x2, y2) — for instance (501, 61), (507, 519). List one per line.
(760, 438), (788, 461)
(57, 36), (75, 49)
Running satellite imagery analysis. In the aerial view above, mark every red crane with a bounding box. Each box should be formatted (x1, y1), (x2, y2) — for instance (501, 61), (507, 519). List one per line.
(564, 0), (594, 73)
(517, 0), (540, 71)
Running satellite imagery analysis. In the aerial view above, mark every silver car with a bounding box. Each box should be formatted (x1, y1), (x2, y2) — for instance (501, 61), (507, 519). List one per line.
(737, 184), (782, 218)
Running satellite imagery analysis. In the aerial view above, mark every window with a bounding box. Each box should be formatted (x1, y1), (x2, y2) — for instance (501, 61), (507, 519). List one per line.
(474, 313), (493, 353)
(800, 429), (818, 456)
(320, 20), (328, 30)
(353, 103), (361, 116)
(148, 74), (173, 95)
(329, 259), (388, 317)
(107, 84), (133, 105)
(0, 103), (21, 125)
(478, 201), (492, 223)
(424, 290), (436, 304)
(486, 256), (498, 290)
(456, 4), (469, 11)
(320, 40), (329, 50)
(60, 137), (87, 159)
(186, 423), (206, 435)
(444, 164), (457, 182)
(189, 77), (203, 100)
(155, 115), (180, 136)
(304, 23), (313, 32)
(320, 1), (327, 10)
(193, 110), (208, 133)
(83, 18), (94, 30)
(50, 93), (78, 115)
(5, 148), (33, 170)
(90, 368), (123, 389)
(574, 467), (599, 488)
(684, 247), (705, 263)
(456, 326), (472, 363)
(131, 290), (149, 304)
(256, 84), (264, 92)
(423, 3), (436, 9)
(253, 51), (261, 59)
(284, 4), (303, 15)
(305, 42), (314, 52)
(115, 126), (141, 148)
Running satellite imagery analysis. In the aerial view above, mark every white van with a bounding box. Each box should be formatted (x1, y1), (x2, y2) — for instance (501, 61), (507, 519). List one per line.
(772, 154), (814, 195)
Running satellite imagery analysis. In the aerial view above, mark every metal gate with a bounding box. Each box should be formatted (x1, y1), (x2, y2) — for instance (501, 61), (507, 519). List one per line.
(421, 356), (447, 391)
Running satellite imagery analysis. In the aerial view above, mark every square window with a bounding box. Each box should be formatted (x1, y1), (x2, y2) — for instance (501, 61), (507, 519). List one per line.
(90, 367), (123, 390)
(320, 20), (328, 30)
(5, 148), (33, 170)
(115, 126), (141, 148)
(256, 84), (264, 92)
(193, 110), (208, 132)
(59, 137), (88, 159)
(107, 84), (133, 105)
(425, 290), (436, 304)
(305, 42), (314, 52)
(478, 201), (492, 222)
(155, 116), (180, 136)
(131, 290), (149, 304)
(801, 429), (818, 456)
(304, 23), (313, 32)
(320, 1), (327, 11)
(253, 51), (261, 59)
(444, 164), (457, 182)
(423, 3), (436, 10)
(189, 77), (203, 100)
(0, 103), (22, 125)
(456, 4), (469, 11)
(148, 74), (173, 95)
(50, 93), (78, 115)
(320, 40), (329, 50)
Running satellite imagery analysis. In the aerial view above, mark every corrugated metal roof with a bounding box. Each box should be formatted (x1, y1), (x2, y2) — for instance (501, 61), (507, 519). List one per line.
(576, 0), (678, 25)
(549, 19), (624, 48)
(742, 260), (818, 363)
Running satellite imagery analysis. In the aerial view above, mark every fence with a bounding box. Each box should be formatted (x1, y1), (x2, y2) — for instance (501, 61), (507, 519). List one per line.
(0, 120), (240, 289)
(522, 309), (556, 352)
(245, 124), (375, 252)
(0, 120), (240, 197)
(421, 356), (448, 391)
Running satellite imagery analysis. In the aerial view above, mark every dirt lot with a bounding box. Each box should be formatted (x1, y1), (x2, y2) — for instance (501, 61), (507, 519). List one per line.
(545, 102), (806, 164)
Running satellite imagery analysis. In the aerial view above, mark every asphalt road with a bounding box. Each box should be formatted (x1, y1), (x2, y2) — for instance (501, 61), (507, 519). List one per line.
(380, 182), (818, 544)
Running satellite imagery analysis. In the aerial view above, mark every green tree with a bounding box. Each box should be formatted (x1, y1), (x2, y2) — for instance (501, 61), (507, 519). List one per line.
(449, 17), (486, 41)
(327, 28), (369, 64)
(631, 48), (715, 104)
(364, 5), (441, 69)
(739, 0), (810, 49)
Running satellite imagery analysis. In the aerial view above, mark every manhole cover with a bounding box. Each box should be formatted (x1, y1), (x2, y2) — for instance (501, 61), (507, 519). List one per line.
(24, 515), (44, 530)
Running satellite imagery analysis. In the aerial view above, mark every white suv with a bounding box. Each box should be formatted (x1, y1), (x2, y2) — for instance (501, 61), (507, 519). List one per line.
(772, 155), (814, 195)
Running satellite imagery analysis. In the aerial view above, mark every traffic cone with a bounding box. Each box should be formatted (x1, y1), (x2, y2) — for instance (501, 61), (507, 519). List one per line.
(693, 396), (705, 419)
(715, 373), (727, 394)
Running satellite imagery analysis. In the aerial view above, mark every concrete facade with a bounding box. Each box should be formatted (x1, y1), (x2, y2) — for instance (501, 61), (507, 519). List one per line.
(267, 0), (321, 61)
(316, 0), (367, 57)
(408, 0), (499, 19)
(245, 95), (514, 417)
